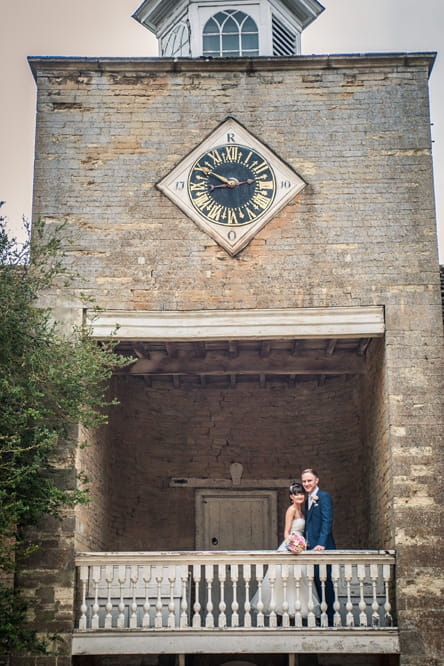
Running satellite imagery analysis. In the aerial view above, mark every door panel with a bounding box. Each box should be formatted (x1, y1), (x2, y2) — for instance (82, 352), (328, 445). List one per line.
(195, 490), (277, 550)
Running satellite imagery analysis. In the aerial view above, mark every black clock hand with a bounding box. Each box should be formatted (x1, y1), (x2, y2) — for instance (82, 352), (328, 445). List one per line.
(209, 178), (255, 191)
(209, 183), (229, 191)
(199, 167), (233, 185)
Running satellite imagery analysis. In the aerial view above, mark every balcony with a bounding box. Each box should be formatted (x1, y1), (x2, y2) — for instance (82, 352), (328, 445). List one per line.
(73, 550), (399, 657)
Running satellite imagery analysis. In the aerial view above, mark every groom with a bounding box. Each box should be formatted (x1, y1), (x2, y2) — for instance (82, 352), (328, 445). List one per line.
(301, 467), (336, 625)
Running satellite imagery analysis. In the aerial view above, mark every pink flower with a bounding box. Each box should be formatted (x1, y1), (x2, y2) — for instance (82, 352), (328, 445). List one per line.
(285, 532), (307, 554)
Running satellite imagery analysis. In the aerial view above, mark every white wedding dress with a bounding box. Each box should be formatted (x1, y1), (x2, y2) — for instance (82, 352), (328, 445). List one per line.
(252, 518), (319, 618)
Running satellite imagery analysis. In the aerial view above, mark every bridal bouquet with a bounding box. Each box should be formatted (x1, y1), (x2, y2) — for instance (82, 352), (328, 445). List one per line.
(285, 532), (307, 554)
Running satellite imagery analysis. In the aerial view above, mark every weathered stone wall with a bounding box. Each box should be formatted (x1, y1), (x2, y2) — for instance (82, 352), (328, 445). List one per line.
(360, 338), (392, 549)
(31, 57), (440, 313)
(26, 54), (444, 666)
(81, 374), (363, 551)
(13, 434), (79, 666)
(75, 423), (111, 552)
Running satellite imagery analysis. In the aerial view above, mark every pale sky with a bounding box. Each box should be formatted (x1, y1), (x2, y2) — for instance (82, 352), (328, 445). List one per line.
(1, 0), (443, 260)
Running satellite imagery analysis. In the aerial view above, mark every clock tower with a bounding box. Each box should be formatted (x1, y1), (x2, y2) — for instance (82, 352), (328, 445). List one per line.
(25, 0), (443, 664)
(133, 0), (324, 58)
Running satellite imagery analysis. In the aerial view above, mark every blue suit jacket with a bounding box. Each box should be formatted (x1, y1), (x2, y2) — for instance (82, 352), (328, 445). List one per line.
(304, 489), (336, 550)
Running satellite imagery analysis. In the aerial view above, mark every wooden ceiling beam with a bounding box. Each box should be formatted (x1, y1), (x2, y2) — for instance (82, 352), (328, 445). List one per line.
(132, 342), (150, 359)
(358, 338), (371, 355)
(165, 342), (177, 357)
(325, 339), (337, 356)
(120, 350), (366, 376)
(228, 341), (239, 358)
(193, 342), (206, 358)
(291, 340), (302, 356)
(260, 341), (272, 357)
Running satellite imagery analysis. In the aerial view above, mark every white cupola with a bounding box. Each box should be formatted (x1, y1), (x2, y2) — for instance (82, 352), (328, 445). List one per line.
(133, 0), (324, 58)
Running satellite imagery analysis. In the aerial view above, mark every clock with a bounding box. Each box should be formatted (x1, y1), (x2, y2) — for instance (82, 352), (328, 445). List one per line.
(157, 117), (306, 256)
(187, 144), (276, 227)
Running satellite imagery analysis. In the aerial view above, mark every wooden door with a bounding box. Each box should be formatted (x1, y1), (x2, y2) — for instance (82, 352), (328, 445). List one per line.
(195, 490), (277, 550)
(195, 490), (277, 627)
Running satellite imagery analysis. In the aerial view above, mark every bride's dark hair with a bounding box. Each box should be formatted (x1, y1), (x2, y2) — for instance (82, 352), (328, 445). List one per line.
(289, 482), (305, 495)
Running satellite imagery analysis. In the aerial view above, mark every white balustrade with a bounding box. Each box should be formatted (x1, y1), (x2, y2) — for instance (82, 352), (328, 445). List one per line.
(117, 565), (126, 629)
(306, 564), (316, 628)
(230, 564), (239, 628)
(280, 563), (290, 628)
(192, 564), (201, 629)
(75, 550), (396, 633)
(255, 563), (265, 628)
(293, 563), (303, 628)
(243, 563), (252, 628)
(142, 565), (151, 628)
(217, 564), (226, 628)
(204, 564), (214, 628)
(318, 563), (328, 628)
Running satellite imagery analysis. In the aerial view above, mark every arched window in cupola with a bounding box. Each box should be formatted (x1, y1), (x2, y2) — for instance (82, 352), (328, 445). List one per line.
(162, 20), (191, 57)
(202, 10), (259, 57)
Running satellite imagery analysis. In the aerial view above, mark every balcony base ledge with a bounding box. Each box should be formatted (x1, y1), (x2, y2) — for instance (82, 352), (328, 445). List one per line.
(72, 629), (400, 655)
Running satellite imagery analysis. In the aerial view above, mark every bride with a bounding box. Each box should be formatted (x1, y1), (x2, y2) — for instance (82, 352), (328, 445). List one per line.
(252, 482), (319, 621)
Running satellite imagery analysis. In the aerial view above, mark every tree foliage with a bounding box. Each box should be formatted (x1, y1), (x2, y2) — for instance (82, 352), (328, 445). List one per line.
(0, 213), (129, 652)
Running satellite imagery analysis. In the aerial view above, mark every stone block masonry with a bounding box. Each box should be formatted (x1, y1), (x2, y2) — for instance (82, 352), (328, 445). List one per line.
(24, 54), (444, 666)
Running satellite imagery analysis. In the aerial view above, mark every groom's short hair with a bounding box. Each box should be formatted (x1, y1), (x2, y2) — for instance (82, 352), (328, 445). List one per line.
(302, 467), (319, 478)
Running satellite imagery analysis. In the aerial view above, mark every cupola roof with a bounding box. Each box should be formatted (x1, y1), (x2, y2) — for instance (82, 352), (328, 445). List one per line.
(133, 0), (324, 58)
(133, 0), (324, 34)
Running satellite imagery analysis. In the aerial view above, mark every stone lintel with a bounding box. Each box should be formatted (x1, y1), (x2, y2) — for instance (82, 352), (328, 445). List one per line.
(86, 306), (384, 341)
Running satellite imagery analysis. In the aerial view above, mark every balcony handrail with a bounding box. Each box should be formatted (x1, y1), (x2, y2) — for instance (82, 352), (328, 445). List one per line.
(75, 549), (397, 636)
(76, 549), (396, 566)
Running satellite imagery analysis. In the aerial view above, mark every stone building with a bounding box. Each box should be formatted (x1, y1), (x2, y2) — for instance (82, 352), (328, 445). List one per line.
(22, 0), (443, 665)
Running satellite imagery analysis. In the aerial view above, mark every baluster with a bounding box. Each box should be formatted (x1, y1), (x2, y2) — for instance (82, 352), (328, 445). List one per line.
(293, 563), (303, 628)
(205, 564), (214, 628)
(79, 565), (89, 630)
(331, 564), (342, 627)
(91, 566), (101, 630)
(370, 563), (380, 627)
(357, 564), (367, 627)
(104, 565), (114, 629)
(230, 564), (239, 627)
(268, 564), (277, 628)
(168, 566), (177, 629)
(255, 564), (265, 628)
(383, 564), (393, 626)
(130, 565), (139, 629)
(281, 564), (290, 628)
(217, 564), (227, 628)
(319, 564), (328, 628)
(306, 564), (316, 628)
(155, 566), (164, 629)
(142, 565), (152, 628)
(344, 563), (354, 627)
(180, 565), (189, 628)
(243, 564), (252, 628)
(117, 565), (126, 629)
(192, 565), (201, 628)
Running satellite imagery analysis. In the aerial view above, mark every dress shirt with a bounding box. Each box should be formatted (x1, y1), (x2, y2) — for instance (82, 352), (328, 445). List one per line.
(308, 486), (319, 509)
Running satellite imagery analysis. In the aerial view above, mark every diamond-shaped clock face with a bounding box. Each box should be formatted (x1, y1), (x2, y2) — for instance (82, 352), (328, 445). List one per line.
(157, 117), (306, 255)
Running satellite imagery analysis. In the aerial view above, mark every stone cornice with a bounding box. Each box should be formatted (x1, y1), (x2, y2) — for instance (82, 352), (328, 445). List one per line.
(28, 52), (436, 80)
